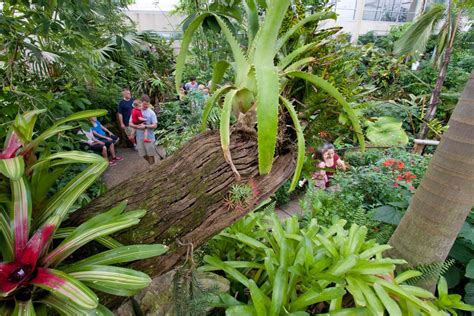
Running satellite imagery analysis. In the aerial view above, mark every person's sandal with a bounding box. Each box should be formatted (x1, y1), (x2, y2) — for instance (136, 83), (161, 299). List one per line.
(143, 139), (152, 143)
(109, 161), (117, 167)
(113, 156), (124, 161)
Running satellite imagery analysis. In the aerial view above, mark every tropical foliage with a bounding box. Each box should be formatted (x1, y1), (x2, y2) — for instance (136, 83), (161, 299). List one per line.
(175, 0), (365, 191)
(199, 203), (473, 315)
(0, 110), (167, 314)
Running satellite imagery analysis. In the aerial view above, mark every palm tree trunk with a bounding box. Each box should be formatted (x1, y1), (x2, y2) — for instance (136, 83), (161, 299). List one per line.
(388, 71), (474, 290)
(412, 11), (461, 154)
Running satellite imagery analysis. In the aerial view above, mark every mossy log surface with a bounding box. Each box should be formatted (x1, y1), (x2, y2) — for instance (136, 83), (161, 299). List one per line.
(67, 130), (295, 308)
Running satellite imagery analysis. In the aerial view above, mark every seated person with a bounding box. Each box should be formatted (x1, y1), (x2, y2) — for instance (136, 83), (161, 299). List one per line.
(80, 122), (123, 166)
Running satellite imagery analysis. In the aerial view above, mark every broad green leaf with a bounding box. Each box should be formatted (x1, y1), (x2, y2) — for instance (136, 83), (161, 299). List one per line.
(287, 71), (365, 150)
(12, 299), (35, 316)
(199, 261), (264, 271)
(201, 85), (234, 131)
(248, 279), (270, 316)
(283, 57), (315, 73)
(210, 60), (232, 92)
(255, 66), (280, 174)
(85, 282), (139, 297)
(289, 287), (346, 311)
(53, 110), (108, 127)
(12, 177), (31, 258)
(64, 244), (168, 271)
(244, 0), (259, 44)
(281, 97), (305, 191)
(226, 305), (256, 315)
(0, 156), (25, 180)
(220, 89), (240, 178)
(204, 255), (249, 287)
(353, 278), (384, 315)
(22, 125), (76, 156)
(32, 268), (98, 310)
(68, 265), (151, 291)
(13, 109), (46, 143)
(318, 307), (369, 316)
(374, 283), (402, 316)
(394, 270), (423, 284)
(366, 116), (409, 146)
(270, 266), (288, 315)
(175, 13), (211, 93)
(465, 259), (474, 278)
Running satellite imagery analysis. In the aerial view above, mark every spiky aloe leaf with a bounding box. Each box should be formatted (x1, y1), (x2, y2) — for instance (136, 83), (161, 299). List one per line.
(244, 0), (259, 44)
(280, 97), (305, 191)
(214, 15), (250, 85)
(33, 158), (108, 228)
(287, 71), (365, 151)
(201, 85), (234, 131)
(13, 299), (35, 316)
(67, 265), (152, 295)
(210, 60), (232, 92)
(32, 268), (98, 310)
(220, 89), (241, 179)
(255, 66), (280, 174)
(63, 244), (168, 271)
(42, 208), (145, 267)
(175, 13), (211, 93)
(394, 4), (446, 56)
(12, 177), (31, 259)
(283, 57), (315, 73)
(278, 42), (317, 69)
(0, 156), (24, 180)
(275, 11), (337, 52)
(0, 211), (13, 261)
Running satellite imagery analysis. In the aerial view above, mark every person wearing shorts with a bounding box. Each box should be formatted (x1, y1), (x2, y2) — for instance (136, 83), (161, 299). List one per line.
(129, 95), (159, 165)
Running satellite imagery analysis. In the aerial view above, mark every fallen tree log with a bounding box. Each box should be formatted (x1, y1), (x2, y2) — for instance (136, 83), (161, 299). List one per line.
(67, 130), (295, 308)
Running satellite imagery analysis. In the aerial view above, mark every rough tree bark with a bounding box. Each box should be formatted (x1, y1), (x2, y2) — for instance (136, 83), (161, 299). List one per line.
(67, 129), (295, 308)
(388, 71), (474, 289)
(412, 8), (461, 154)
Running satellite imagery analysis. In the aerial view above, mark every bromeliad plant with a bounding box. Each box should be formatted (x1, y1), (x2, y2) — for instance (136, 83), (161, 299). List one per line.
(175, 0), (365, 191)
(0, 110), (168, 315)
(200, 208), (473, 315)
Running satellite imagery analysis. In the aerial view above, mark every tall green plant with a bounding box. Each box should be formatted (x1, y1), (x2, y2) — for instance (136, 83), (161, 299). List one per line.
(175, 1), (365, 191)
(0, 110), (167, 314)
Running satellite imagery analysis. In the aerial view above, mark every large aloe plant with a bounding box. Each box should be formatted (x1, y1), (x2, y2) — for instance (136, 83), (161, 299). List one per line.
(0, 110), (167, 315)
(175, 1), (365, 191)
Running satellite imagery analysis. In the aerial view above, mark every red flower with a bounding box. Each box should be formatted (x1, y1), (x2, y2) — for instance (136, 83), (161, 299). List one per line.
(397, 161), (405, 170)
(393, 183), (399, 187)
(396, 174), (404, 181)
(0, 221), (58, 296)
(383, 159), (395, 167)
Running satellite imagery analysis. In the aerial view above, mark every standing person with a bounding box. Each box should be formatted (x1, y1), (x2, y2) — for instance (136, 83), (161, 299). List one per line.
(117, 87), (135, 146)
(129, 95), (159, 165)
(312, 143), (346, 188)
(184, 76), (198, 92)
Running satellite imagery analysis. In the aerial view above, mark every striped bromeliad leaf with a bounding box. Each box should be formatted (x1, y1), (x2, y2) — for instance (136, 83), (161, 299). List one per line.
(67, 265), (152, 295)
(0, 156), (25, 180)
(63, 244), (168, 271)
(0, 211), (14, 261)
(12, 299), (35, 316)
(32, 268), (98, 310)
(12, 177), (32, 259)
(54, 227), (124, 249)
(42, 209), (145, 268)
(40, 294), (114, 316)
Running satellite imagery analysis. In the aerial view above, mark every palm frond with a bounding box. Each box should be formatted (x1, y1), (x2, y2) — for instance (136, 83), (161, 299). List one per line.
(394, 4), (446, 55)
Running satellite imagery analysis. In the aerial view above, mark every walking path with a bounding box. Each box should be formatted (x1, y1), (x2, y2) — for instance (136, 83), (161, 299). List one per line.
(103, 147), (148, 188)
(275, 194), (305, 220)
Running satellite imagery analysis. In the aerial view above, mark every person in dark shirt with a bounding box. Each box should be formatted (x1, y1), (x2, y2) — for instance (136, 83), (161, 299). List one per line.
(117, 87), (135, 145)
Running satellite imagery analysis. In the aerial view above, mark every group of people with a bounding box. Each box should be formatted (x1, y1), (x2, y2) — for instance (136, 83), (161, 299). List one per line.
(180, 76), (210, 100)
(312, 143), (347, 189)
(80, 88), (160, 166)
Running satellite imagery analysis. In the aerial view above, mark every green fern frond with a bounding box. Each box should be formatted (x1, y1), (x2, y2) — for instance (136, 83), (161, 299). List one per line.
(405, 259), (456, 285)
